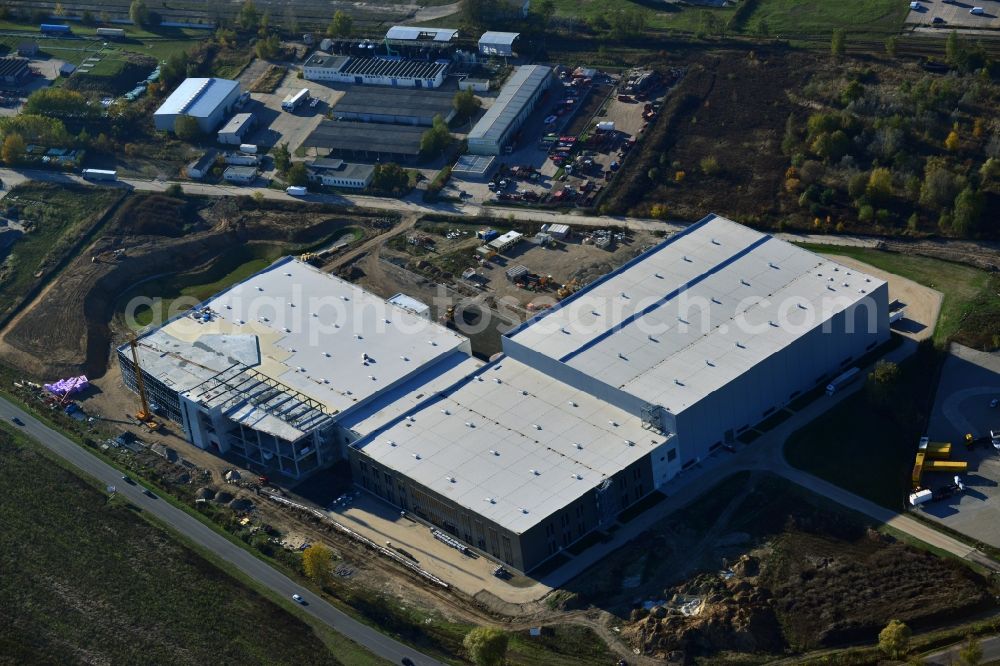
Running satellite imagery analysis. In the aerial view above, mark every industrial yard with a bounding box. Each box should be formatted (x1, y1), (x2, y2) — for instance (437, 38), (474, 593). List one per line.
(1, 4), (1000, 665)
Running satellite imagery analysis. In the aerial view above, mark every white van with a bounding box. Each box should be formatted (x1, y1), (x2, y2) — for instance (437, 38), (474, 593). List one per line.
(286, 185), (307, 196)
(970, 6), (985, 14)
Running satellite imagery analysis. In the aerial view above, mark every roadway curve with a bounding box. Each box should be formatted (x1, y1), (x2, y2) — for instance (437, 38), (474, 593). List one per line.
(0, 394), (441, 666)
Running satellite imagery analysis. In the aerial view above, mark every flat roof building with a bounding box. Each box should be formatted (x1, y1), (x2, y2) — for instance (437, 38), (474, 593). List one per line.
(154, 77), (242, 134)
(468, 65), (553, 155)
(453, 154), (496, 180)
(119, 215), (889, 573)
(222, 165), (257, 184)
(305, 158), (375, 190)
(504, 214), (890, 481)
(217, 112), (255, 145)
(304, 121), (425, 162)
(117, 257), (471, 479)
(387, 293), (431, 320)
(303, 52), (449, 89)
(331, 88), (456, 126)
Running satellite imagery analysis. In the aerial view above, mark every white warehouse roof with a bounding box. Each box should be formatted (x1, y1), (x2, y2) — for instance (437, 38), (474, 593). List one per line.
(127, 257), (468, 440)
(385, 26), (458, 42)
(387, 293), (430, 317)
(155, 77), (239, 119)
(468, 65), (551, 146)
(478, 31), (519, 56)
(506, 214), (887, 415)
(351, 357), (669, 534)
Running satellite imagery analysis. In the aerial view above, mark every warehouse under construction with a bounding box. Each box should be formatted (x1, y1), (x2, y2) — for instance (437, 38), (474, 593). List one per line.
(119, 214), (889, 572)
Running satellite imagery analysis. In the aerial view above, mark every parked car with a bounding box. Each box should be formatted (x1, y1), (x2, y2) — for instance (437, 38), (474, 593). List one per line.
(932, 16), (945, 23)
(970, 6), (985, 14)
(10, 416), (23, 426)
(292, 593), (306, 604)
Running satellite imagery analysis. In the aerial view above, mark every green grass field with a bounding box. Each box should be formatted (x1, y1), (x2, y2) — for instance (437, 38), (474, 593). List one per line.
(0, 183), (122, 320)
(0, 427), (378, 665)
(546, 0), (908, 36)
(798, 243), (1000, 348)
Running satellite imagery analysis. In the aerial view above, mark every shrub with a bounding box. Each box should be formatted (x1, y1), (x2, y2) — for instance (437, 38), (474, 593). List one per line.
(858, 204), (874, 223)
(699, 155), (721, 176)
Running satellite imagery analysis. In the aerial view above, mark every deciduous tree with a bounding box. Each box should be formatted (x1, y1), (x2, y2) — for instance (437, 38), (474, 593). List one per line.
(865, 167), (893, 206)
(272, 142), (291, 173)
(878, 619), (911, 660)
(327, 10), (352, 37)
(452, 88), (480, 122)
(301, 544), (333, 585)
(129, 0), (149, 28)
(286, 162), (309, 187)
(1, 133), (25, 165)
(830, 29), (846, 58)
(463, 627), (509, 666)
(952, 186), (984, 237)
(174, 114), (202, 141)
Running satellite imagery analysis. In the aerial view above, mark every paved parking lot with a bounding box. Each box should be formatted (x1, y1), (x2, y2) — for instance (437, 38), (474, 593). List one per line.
(905, 0), (1000, 30)
(920, 344), (1000, 548)
(245, 69), (327, 152)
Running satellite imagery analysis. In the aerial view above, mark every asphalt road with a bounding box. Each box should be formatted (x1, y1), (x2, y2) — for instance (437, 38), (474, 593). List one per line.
(924, 634), (1000, 665)
(0, 395), (441, 666)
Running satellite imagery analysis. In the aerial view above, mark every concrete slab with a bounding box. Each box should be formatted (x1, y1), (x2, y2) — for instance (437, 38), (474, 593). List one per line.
(920, 344), (1000, 548)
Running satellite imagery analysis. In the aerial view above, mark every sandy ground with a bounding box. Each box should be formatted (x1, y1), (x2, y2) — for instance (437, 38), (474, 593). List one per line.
(828, 254), (942, 342)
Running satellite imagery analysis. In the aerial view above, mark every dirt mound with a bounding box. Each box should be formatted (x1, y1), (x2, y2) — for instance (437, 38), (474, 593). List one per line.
(113, 194), (199, 238)
(622, 530), (993, 660)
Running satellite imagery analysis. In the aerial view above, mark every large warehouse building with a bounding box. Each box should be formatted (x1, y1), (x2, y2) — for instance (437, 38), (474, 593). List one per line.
(330, 87), (456, 126)
(118, 258), (471, 479)
(467, 65), (553, 155)
(121, 215), (889, 572)
(303, 52), (450, 89)
(154, 77), (242, 134)
(304, 120), (425, 162)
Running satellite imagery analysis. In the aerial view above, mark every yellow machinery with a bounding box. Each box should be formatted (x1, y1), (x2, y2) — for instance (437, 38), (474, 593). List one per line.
(128, 336), (161, 432)
(912, 436), (966, 489)
(556, 278), (580, 300)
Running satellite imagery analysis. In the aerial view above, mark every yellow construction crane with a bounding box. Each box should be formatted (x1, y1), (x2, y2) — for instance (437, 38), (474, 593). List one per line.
(128, 335), (161, 432)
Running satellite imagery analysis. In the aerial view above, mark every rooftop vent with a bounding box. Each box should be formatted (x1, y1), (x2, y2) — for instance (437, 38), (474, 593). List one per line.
(533, 424), (542, 430)
(618, 352), (628, 360)
(654, 272), (664, 279)
(466, 422), (476, 428)
(441, 408), (450, 415)
(574, 443), (583, 449)
(530, 469), (540, 476)
(257, 286), (264, 291)
(769, 321), (778, 327)
(768, 262), (779, 269)
(486, 497), (497, 504)
(609, 420), (619, 427)
(706, 360), (715, 367)
(740, 279), (750, 287)
(711, 238), (720, 245)
(446, 475), (455, 483)
(489, 449), (499, 456)
(797, 303), (807, 310)
(648, 335), (658, 343)
(494, 378), (502, 384)
(523, 390), (530, 396)
(342, 295), (349, 301)
(386, 439), (396, 447)
(401, 355), (410, 361)
(520, 508), (529, 514)
(323, 351), (331, 357)
(711, 297), (722, 305)
(429, 340), (438, 346)
(674, 379), (685, 386)
(568, 400), (577, 407)
(407, 416), (416, 422)
(736, 341), (746, 349)
(571, 473), (583, 480)
(412, 453), (421, 460)
(683, 255), (692, 263)
(625, 440), (635, 447)
(620, 291), (629, 299)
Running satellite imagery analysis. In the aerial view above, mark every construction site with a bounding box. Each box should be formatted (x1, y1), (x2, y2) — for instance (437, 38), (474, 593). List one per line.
(1, 182), (998, 663)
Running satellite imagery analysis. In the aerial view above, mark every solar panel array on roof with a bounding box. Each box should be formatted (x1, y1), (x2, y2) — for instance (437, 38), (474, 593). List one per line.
(339, 57), (447, 80)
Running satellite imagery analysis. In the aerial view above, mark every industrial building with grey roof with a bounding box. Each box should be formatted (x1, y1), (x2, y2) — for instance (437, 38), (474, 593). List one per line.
(467, 65), (553, 155)
(331, 88), (456, 126)
(120, 215), (890, 573)
(304, 121), (425, 161)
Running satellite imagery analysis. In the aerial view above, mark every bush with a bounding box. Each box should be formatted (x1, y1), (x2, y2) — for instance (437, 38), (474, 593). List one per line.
(699, 155), (721, 176)
(858, 204), (874, 223)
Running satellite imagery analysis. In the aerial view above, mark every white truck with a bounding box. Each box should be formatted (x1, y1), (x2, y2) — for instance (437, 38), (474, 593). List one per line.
(282, 88), (310, 112)
(285, 185), (307, 196)
(825, 367), (860, 396)
(82, 168), (118, 182)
